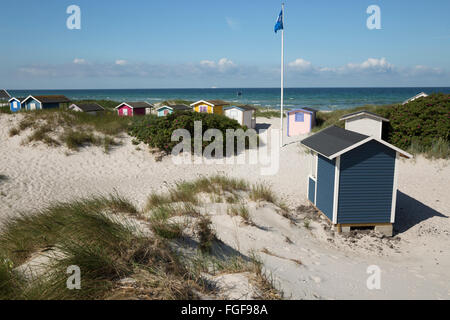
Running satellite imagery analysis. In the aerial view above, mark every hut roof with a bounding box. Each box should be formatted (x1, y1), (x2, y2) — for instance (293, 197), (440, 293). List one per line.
(207, 100), (229, 106)
(71, 103), (105, 112)
(9, 97), (26, 102)
(339, 110), (389, 122)
(0, 89), (11, 100)
(116, 102), (154, 109)
(23, 95), (71, 104)
(190, 100), (229, 107)
(224, 105), (256, 111)
(301, 125), (411, 159)
(286, 107), (318, 114)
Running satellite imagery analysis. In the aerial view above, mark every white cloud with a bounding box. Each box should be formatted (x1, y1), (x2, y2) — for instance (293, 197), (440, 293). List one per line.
(15, 57), (447, 87)
(73, 58), (86, 65)
(288, 58), (313, 72)
(200, 58), (236, 72)
(345, 57), (393, 73)
(288, 57), (397, 75)
(115, 60), (128, 66)
(200, 60), (216, 68)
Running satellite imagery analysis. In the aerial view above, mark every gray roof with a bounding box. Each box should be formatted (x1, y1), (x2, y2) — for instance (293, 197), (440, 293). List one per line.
(340, 110), (389, 122)
(123, 102), (154, 109)
(286, 107), (318, 114)
(0, 89), (11, 100)
(71, 103), (104, 112)
(24, 95), (71, 103)
(301, 126), (369, 158)
(224, 105), (256, 111)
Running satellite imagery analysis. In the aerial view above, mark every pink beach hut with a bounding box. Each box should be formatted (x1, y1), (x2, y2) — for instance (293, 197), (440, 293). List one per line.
(286, 108), (318, 136)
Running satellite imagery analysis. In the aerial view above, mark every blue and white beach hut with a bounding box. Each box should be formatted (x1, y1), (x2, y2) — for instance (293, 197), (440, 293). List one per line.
(301, 124), (412, 236)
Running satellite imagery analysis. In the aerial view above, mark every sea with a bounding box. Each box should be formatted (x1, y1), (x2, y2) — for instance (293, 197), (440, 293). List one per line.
(8, 87), (450, 111)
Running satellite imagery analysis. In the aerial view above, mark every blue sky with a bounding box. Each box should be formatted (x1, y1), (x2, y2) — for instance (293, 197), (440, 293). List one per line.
(1, 0), (449, 89)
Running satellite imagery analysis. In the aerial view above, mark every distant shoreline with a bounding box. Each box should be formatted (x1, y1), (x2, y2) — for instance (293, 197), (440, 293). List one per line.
(5, 87), (450, 111)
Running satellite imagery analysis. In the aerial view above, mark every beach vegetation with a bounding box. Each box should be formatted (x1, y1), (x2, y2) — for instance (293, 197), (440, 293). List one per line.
(313, 93), (449, 159)
(9, 109), (128, 153)
(128, 111), (257, 155)
(195, 215), (216, 253)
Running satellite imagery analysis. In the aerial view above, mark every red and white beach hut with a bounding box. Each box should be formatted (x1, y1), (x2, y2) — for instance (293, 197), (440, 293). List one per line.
(115, 102), (154, 117)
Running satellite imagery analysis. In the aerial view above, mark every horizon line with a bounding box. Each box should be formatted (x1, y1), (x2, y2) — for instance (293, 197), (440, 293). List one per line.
(6, 86), (450, 91)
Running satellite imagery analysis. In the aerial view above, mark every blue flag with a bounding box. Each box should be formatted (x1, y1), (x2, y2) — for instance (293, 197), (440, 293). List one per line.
(274, 10), (283, 33)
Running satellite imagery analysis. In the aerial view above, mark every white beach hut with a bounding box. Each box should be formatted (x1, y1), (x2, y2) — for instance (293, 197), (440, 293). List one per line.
(224, 105), (256, 129)
(402, 92), (428, 105)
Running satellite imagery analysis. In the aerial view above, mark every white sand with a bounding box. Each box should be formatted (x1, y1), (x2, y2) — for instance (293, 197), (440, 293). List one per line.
(0, 113), (449, 299)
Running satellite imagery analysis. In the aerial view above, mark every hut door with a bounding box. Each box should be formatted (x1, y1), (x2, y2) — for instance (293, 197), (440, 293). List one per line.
(30, 102), (36, 110)
(230, 110), (239, 122)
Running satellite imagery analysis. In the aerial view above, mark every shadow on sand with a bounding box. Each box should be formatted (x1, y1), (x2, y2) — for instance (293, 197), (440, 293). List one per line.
(394, 190), (448, 234)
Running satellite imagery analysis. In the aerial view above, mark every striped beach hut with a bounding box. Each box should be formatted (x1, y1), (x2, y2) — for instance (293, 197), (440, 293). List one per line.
(301, 125), (412, 236)
(286, 108), (317, 136)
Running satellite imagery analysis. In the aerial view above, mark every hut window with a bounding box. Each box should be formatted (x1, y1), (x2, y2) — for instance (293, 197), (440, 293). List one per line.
(295, 113), (304, 122)
(199, 106), (208, 113)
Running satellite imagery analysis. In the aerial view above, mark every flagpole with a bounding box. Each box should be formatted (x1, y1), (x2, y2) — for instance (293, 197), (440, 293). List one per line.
(280, 3), (285, 148)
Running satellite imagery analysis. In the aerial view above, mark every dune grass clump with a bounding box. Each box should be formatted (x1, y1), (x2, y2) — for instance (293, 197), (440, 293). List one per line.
(9, 109), (128, 153)
(148, 205), (184, 240)
(8, 127), (20, 137)
(249, 184), (277, 203)
(195, 215), (216, 254)
(0, 195), (210, 300)
(228, 204), (252, 225)
(145, 175), (249, 212)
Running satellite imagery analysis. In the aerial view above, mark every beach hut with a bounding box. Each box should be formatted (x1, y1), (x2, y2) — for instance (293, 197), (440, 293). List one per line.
(8, 97), (25, 112)
(115, 102), (154, 117)
(0, 89), (11, 107)
(286, 108), (318, 136)
(69, 103), (105, 115)
(340, 111), (389, 139)
(301, 125), (412, 236)
(21, 95), (71, 111)
(156, 105), (191, 117)
(402, 92), (428, 105)
(224, 105), (257, 129)
(190, 100), (229, 115)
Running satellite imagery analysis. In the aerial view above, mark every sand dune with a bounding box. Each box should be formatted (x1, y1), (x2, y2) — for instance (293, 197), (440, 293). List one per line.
(0, 113), (449, 299)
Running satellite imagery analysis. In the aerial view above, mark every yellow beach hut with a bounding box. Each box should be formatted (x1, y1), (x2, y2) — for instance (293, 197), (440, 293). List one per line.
(190, 100), (229, 115)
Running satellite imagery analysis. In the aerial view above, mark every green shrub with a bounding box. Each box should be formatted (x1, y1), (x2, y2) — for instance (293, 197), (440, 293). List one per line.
(382, 93), (449, 152)
(128, 112), (257, 154)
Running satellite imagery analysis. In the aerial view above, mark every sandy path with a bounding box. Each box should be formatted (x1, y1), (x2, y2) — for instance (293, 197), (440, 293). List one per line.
(0, 113), (449, 299)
